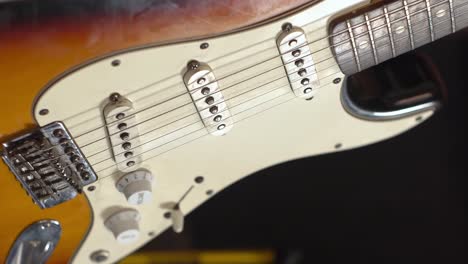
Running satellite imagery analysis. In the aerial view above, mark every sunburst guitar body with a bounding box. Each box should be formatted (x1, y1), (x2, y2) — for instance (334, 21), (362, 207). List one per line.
(0, 0), (465, 263)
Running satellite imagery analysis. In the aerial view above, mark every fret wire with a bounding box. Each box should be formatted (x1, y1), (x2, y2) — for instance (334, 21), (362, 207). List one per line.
(403, 0), (415, 50)
(449, 0), (456, 32)
(36, 0), (468, 159)
(365, 13), (379, 64)
(32, 9), (468, 170)
(346, 20), (362, 72)
(425, 0), (435, 41)
(383, 6), (397, 57)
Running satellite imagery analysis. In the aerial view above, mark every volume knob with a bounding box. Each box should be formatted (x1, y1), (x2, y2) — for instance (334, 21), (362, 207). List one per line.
(116, 169), (154, 205)
(104, 208), (141, 244)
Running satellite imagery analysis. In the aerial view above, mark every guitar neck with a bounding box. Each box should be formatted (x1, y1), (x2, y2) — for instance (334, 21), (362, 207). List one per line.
(330, 0), (468, 75)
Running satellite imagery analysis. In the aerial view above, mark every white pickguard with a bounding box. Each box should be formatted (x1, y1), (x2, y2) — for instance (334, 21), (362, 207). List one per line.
(34, 0), (435, 263)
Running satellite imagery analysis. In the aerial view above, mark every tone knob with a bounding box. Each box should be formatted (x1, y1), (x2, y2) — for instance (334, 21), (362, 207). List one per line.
(104, 208), (141, 244)
(116, 169), (154, 205)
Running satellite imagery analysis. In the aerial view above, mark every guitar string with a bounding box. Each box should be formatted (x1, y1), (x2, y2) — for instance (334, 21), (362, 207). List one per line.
(29, 13), (466, 169)
(37, 17), (463, 180)
(40, 12), (457, 169)
(94, 83), (314, 178)
(41, 15), (464, 177)
(57, 1), (466, 155)
(88, 20), (463, 170)
(63, 0), (456, 140)
(74, 10), (468, 158)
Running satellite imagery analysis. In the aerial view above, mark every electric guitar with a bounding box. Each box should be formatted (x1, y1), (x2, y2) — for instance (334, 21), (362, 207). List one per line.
(0, 0), (465, 263)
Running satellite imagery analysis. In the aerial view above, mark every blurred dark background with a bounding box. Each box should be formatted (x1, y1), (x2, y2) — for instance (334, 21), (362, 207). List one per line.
(128, 30), (465, 264)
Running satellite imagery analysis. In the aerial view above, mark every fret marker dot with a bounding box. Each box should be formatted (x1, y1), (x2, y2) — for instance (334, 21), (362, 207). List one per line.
(394, 25), (405, 35)
(436, 9), (446, 18)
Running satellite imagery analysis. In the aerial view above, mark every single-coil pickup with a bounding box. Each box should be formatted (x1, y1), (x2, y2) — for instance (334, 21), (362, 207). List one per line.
(277, 23), (319, 99)
(103, 93), (142, 171)
(183, 60), (233, 136)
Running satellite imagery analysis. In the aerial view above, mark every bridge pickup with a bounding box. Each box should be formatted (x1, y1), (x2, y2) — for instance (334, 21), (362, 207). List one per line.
(103, 93), (142, 171)
(183, 60), (233, 136)
(277, 24), (319, 99)
(1, 122), (97, 208)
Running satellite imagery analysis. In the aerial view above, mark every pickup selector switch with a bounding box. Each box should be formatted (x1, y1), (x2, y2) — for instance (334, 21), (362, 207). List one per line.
(116, 169), (154, 205)
(104, 208), (141, 244)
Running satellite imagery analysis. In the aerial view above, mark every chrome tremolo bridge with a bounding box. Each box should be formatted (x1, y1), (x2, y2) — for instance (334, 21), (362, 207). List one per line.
(277, 23), (319, 99)
(1, 122), (97, 208)
(183, 60), (233, 136)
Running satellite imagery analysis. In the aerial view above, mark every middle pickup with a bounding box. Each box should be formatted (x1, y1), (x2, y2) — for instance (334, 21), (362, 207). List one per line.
(183, 60), (233, 136)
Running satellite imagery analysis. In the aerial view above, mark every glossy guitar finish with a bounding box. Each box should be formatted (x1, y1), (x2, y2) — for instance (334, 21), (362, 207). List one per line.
(0, 1), (311, 262)
(0, 0), (447, 263)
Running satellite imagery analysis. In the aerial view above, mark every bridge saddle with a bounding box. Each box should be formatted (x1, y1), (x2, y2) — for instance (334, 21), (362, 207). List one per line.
(1, 122), (97, 208)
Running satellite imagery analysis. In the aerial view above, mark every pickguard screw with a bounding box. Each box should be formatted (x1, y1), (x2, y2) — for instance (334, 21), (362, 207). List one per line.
(187, 60), (200, 70)
(200, 42), (209, 49)
(335, 143), (343, 149)
(206, 190), (214, 196)
(164, 212), (172, 219)
(194, 176), (204, 184)
(333, 78), (342, 84)
(111, 59), (121, 67)
(87, 186), (96, 192)
(282, 22), (293, 32)
(39, 109), (49, 116)
(109, 93), (121, 102)
(90, 250), (109, 262)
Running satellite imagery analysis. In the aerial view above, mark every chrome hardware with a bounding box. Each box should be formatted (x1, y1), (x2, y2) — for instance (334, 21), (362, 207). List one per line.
(277, 24), (319, 99)
(103, 93), (142, 171)
(90, 250), (110, 263)
(1, 122), (97, 208)
(6, 220), (61, 264)
(340, 76), (441, 120)
(183, 60), (233, 136)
